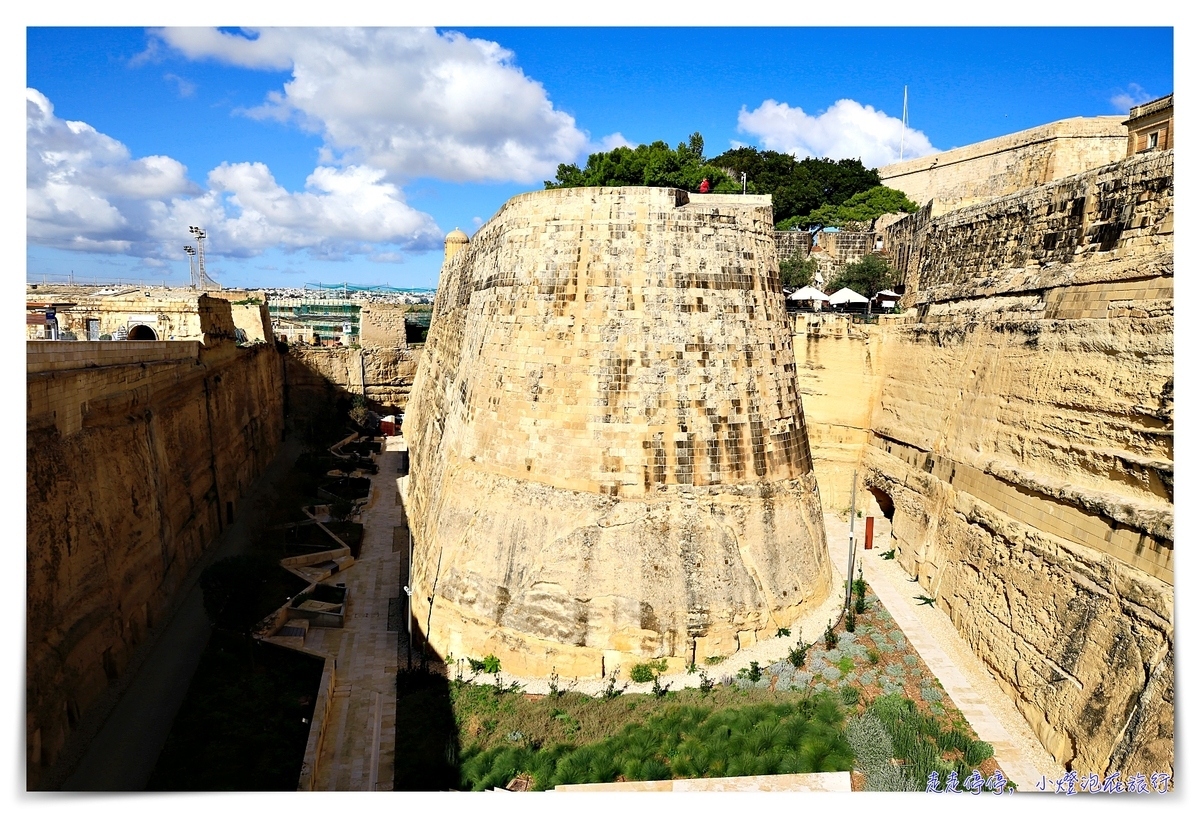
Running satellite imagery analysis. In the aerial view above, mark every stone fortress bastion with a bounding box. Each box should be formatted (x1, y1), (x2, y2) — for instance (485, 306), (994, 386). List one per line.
(403, 187), (833, 679)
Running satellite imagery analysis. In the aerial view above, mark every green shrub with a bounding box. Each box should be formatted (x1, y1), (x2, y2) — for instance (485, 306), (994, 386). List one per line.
(736, 661), (763, 683)
(629, 658), (668, 683)
(840, 685), (861, 706)
(845, 609), (857, 632)
(482, 654), (501, 674)
(867, 648), (881, 665)
(837, 656), (856, 675)
(824, 620), (836, 649)
(788, 643), (809, 668)
(704, 655), (725, 666)
(964, 740), (994, 767)
(775, 627), (791, 638)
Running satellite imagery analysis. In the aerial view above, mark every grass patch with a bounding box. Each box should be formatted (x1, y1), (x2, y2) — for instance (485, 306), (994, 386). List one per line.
(455, 687), (853, 791)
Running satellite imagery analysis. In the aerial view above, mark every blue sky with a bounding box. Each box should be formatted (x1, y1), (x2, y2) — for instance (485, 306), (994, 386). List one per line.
(25, 24), (1174, 290)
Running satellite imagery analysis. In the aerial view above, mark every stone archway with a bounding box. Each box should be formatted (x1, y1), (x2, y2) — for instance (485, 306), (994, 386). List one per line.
(866, 486), (895, 520)
(127, 324), (158, 340)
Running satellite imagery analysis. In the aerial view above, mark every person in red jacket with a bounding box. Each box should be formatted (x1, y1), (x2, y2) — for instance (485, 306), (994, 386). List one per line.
(699, 177), (711, 193)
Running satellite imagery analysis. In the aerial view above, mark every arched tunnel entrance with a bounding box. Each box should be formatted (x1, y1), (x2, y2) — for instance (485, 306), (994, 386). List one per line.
(867, 486), (895, 520)
(127, 324), (158, 340)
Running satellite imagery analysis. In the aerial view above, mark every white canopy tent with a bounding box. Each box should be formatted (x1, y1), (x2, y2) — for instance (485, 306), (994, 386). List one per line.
(787, 286), (830, 302)
(827, 287), (869, 306)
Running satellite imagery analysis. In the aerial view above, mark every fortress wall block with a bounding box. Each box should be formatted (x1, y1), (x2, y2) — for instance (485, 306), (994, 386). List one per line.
(403, 187), (831, 678)
(879, 116), (1128, 214)
(859, 151), (1172, 776)
(26, 339), (285, 787)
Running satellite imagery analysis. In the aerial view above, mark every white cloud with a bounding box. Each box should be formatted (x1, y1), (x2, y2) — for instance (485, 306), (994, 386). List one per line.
(737, 98), (939, 168)
(1111, 83), (1153, 113)
(151, 27), (590, 184)
(163, 73), (197, 98)
(27, 88), (442, 263)
(595, 132), (635, 152)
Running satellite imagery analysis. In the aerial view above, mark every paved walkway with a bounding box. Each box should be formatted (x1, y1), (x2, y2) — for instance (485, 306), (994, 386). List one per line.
(828, 511), (1065, 791)
(305, 437), (405, 791)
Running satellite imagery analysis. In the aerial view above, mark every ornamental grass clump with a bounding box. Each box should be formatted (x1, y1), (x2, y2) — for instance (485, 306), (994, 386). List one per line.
(457, 695), (855, 790)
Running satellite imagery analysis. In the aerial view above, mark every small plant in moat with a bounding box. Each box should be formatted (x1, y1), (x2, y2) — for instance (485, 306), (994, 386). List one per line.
(881, 548), (896, 560)
(845, 608), (857, 632)
(788, 630), (811, 668)
(775, 627), (791, 638)
(698, 670), (715, 695)
(736, 661), (763, 683)
(630, 658), (668, 683)
(854, 566), (868, 614)
(824, 620), (837, 649)
(602, 666), (628, 699)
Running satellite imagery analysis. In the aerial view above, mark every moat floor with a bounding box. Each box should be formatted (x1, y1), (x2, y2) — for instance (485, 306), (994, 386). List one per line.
(303, 438), (406, 791)
(831, 511), (1066, 790)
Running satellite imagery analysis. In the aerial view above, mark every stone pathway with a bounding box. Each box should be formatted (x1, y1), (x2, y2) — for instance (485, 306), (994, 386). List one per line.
(305, 437), (404, 791)
(830, 511), (1066, 791)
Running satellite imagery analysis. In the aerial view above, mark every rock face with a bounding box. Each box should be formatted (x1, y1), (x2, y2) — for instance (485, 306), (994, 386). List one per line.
(26, 333), (284, 788)
(403, 187), (831, 678)
(859, 151), (1172, 777)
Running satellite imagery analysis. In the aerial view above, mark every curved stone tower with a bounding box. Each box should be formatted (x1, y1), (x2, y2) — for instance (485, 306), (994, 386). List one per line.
(404, 187), (831, 678)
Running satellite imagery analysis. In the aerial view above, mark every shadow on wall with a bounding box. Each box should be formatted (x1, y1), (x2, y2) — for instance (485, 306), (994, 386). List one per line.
(282, 344), (371, 443)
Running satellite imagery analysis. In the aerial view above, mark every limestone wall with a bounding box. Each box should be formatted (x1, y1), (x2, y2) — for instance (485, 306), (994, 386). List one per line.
(284, 345), (421, 414)
(855, 151), (1173, 777)
(26, 288), (241, 343)
(879, 116), (1128, 214)
(26, 340), (285, 787)
(790, 314), (886, 512)
(403, 186), (831, 678)
(359, 303), (410, 346)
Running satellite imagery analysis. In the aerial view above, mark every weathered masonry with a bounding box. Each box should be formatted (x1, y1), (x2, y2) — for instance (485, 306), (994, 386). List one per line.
(865, 149), (1173, 778)
(403, 188), (832, 679)
(25, 301), (285, 789)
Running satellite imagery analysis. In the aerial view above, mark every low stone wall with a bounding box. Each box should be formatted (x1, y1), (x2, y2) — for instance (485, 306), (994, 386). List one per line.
(296, 652), (337, 792)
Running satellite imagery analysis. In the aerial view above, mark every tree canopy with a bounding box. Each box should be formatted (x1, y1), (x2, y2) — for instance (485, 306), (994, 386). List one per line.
(826, 254), (900, 299)
(545, 135), (916, 232)
(545, 132), (742, 193)
(707, 147), (881, 225)
(779, 253), (819, 290)
(777, 186), (919, 231)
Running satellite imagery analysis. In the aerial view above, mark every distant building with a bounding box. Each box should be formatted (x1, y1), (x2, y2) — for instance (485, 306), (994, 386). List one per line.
(1124, 93), (1173, 156)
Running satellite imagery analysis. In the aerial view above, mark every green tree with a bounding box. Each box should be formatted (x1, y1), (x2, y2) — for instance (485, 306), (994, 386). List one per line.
(709, 147), (881, 225)
(780, 253), (819, 289)
(780, 186), (919, 230)
(827, 254), (900, 299)
(546, 139), (884, 222)
(547, 135), (743, 193)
